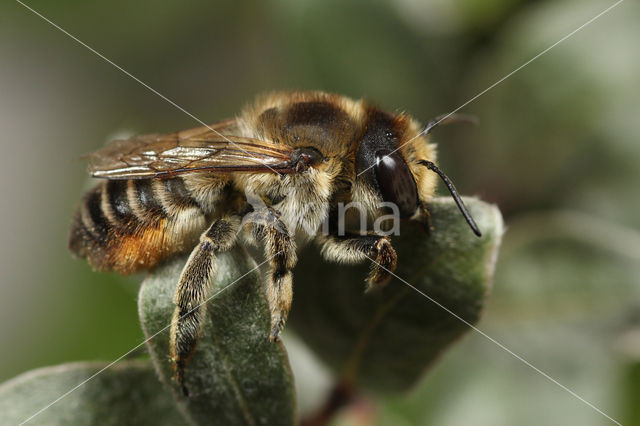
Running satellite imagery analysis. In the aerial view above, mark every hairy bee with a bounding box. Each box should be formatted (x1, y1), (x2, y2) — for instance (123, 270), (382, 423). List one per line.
(69, 91), (480, 395)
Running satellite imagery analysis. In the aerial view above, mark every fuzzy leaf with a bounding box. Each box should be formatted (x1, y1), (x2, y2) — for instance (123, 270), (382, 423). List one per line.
(139, 245), (297, 426)
(0, 360), (186, 426)
(289, 197), (503, 392)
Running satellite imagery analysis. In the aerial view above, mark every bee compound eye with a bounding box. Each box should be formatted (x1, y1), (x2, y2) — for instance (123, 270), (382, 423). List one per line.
(374, 150), (418, 218)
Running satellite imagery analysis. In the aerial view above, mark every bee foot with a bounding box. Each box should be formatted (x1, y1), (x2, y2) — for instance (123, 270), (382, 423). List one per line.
(269, 319), (283, 342)
(181, 384), (191, 398)
(365, 238), (397, 291)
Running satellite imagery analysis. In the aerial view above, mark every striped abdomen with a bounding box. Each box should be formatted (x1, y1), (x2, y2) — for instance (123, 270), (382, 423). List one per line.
(69, 177), (209, 274)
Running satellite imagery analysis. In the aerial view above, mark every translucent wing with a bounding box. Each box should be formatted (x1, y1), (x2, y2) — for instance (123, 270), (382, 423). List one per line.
(87, 120), (296, 179)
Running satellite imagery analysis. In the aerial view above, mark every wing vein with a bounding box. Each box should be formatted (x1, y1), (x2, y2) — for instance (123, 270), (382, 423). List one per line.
(87, 122), (296, 179)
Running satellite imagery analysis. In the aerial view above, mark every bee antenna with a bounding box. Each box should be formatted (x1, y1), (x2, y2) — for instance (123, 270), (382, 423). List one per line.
(418, 160), (482, 237)
(423, 113), (478, 135)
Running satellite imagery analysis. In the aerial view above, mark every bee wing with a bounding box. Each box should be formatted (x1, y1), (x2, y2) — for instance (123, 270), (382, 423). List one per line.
(87, 120), (296, 179)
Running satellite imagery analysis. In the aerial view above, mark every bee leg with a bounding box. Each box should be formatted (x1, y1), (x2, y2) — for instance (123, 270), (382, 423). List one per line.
(243, 208), (297, 341)
(318, 234), (397, 291)
(169, 216), (240, 397)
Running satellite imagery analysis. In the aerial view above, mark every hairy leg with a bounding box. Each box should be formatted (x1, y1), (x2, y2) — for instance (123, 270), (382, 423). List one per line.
(243, 207), (297, 341)
(169, 216), (240, 396)
(318, 234), (397, 290)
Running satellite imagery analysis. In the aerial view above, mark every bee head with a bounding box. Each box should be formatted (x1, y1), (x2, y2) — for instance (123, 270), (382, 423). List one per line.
(355, 107), (481, 236)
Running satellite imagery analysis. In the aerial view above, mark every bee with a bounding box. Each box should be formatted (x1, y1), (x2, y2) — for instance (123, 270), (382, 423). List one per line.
(68, 91), (480, 395)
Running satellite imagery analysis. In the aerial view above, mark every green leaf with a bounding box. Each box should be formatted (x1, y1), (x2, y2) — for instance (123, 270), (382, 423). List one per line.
(139, 245), (297, 426)
(0, 360), (186, 426)
(289, 197), (503, 392)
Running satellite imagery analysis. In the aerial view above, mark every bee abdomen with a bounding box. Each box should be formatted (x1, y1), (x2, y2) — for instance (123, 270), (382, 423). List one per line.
(69, 177), (207, 274)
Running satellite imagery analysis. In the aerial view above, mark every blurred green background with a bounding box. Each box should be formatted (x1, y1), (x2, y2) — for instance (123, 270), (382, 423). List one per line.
(1, 0), (639, 424)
